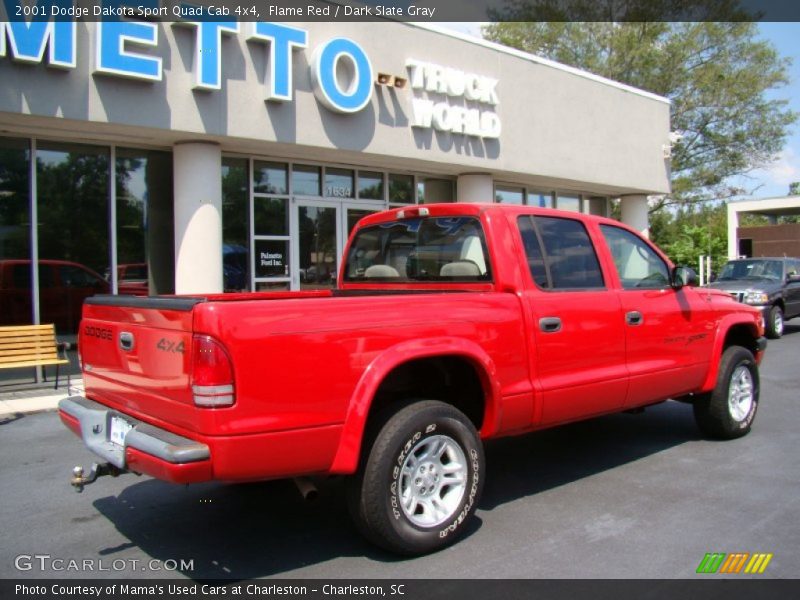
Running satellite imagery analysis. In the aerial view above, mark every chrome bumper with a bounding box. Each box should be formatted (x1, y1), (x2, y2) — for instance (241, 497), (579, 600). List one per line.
(59, 396), (210, 469)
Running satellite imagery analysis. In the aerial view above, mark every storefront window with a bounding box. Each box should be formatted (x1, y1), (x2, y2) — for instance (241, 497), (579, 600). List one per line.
(37, 141), (109, 335)
(254, 197), (288, 236)
(495, 186), (524, 205)
(222, 158), (250, 292)
(357, 171), (384, 200)
(0, 137), (32, 329)
(253, 161), (287, 195)
(556, 194), (581, 212)
(292, 164), (321, 196)
(325, 168), (354, 198)
(116, 148), (174, 296)
(529, 191), (553, 208)
(389, 174), (414, 204)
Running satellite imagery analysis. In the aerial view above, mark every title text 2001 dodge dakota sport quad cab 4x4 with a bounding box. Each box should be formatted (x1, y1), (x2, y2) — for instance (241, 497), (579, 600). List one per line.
(60, 204), (767, 555)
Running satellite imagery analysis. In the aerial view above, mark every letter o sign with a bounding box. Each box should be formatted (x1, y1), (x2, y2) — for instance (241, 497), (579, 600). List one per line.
(311, 38), (373, 113)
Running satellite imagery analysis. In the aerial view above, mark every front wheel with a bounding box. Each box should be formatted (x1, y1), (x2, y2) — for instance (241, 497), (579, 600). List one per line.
(693, 346), (759, 439)
(765, 305), (784, 339)
(347, 400), (484, 555)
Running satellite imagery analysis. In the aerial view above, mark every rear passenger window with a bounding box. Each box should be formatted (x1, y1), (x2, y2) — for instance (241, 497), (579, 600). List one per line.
(518, 217), (549, 288)
(517, 215), (605, 290)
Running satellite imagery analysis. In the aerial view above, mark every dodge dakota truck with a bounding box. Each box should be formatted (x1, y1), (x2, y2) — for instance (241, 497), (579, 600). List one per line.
(59, 203), (767, 555)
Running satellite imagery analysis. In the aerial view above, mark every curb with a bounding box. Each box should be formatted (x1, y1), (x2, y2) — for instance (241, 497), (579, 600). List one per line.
(0, 382), (84, 418)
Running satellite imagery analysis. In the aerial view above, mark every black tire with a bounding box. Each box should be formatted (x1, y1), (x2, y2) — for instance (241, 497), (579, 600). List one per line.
(693, 346), (759, 440)
(765, 305), (784, 339)
(346, 400), (484, 555)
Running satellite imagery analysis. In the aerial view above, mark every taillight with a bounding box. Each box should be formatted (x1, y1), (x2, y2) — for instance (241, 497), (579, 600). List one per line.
(191, 335), (235, 408)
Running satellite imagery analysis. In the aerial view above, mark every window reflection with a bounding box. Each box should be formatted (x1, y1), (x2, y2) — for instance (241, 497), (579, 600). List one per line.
(529, 191), (553, 208)
(495, 186), (524, 205)
(556, 195), (581, 212)
(37, 142), (110, 334)
(0, 137), (32, 328)
(253, 161), (287, 195)
(222, 158), (250, 292)
(358, 171), (383, 200)
(292, 164), (321, 196)
(389, 174), (414, 203)
(116, 148), (174, 296)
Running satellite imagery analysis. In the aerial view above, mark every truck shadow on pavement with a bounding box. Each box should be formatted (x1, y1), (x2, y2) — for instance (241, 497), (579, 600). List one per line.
(480, 400), (702, 510)
(92, 400), (701, 579)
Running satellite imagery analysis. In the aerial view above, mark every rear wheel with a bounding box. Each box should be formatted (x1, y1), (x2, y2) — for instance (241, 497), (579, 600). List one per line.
(347, 400), (484, 555)
(765, 305), (784, 339)
(693, 346), (759, 439)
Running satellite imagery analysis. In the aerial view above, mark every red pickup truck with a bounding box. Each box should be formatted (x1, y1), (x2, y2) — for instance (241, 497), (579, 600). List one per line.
(59, 204), (766, 555)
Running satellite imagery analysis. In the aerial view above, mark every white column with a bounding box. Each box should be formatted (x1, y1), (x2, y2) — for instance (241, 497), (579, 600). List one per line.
(457, 173), (494, 203)
(727, 202), (739, 259)
(620, 194), (650, 239)
(173, 142), (223, 294)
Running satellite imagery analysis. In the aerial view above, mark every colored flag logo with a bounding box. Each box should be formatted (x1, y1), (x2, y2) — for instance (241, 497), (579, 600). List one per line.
(696, 552), (773, 574)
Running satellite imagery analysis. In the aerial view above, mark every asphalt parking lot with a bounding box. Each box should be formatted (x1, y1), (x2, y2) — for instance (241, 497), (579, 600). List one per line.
(1, 323), (799, 581)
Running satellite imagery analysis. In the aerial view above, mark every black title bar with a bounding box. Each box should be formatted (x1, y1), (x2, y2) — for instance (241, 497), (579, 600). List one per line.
(3, 0), (800, 22)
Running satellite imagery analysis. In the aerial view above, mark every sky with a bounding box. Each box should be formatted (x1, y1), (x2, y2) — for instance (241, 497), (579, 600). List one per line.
(439, 22), (800, 201)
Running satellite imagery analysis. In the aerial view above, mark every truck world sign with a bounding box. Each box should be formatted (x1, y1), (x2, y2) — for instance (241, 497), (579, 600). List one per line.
(0, 18), (501, 139)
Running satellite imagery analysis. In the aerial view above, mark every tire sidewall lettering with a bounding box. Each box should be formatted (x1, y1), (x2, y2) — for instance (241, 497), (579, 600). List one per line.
(391, 429), (424, 521)
(439, 448), (480, 539)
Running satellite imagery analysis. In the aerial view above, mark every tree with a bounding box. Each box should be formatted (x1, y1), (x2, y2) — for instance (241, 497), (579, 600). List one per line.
(483, 2), (797, 209)
(790, 182), (800, 196)
(660, 204), (729, 273)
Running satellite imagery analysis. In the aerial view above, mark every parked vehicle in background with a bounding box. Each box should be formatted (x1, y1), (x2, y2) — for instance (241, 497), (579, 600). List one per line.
(0, 259), (108, 334)
(60, 204), (767, 555)
(113, 263), (149, 296)
(707, 257), (800, 339)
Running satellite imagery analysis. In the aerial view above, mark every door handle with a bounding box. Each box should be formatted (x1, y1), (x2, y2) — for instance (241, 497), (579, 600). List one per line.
(539, 317), (562, 333)
(626, 311), (643, 326)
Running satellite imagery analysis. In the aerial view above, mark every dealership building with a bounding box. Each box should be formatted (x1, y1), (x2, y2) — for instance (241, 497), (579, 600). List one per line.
(0, 19), (671, 346)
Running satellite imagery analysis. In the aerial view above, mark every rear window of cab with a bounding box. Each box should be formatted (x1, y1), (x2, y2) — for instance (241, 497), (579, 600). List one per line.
(344, 217), (492, 283)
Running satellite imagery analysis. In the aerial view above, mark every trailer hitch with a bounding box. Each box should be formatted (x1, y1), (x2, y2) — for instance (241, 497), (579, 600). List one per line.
(70, 463), (124, 493)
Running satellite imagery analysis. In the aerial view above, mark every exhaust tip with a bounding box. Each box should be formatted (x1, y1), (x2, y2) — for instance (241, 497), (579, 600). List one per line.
(293, 477), (319, 501)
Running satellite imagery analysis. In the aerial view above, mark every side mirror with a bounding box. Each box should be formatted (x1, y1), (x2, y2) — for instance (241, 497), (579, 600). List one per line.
(672, 266), (699, 289)
(788, 274), (800, 284)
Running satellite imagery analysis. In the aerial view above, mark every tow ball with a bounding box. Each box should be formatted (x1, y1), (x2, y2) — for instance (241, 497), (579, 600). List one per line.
(70, 463), (124, 493)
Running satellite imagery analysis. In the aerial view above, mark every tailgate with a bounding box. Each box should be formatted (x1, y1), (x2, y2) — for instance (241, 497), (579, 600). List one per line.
(79, 295), (204, 431)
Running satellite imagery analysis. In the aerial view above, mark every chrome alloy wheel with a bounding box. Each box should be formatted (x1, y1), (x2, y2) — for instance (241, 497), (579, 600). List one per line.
(773, 310), (784, 336)
(399, 434), (468, 528)
(728, 365), (754, 422)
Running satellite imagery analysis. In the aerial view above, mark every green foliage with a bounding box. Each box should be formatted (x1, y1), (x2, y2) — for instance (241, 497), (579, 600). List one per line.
(790, 182), (800, 196)
(650, 204), (728, 272)
(483, 3), (797, 208)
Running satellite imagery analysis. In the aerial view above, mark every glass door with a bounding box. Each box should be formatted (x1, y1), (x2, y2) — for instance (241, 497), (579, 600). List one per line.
(293, 201), (340, 290)
(344, 204), (379, 237)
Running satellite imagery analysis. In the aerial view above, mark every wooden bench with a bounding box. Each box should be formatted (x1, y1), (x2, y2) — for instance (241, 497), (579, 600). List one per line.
(0, 324), (72, 389)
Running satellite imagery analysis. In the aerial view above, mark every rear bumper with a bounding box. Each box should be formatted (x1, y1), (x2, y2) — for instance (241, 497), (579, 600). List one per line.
(59, 396), (212, 484)
(58, 396), (345, 483)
